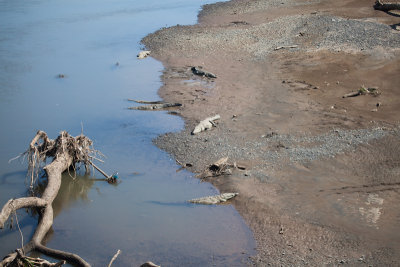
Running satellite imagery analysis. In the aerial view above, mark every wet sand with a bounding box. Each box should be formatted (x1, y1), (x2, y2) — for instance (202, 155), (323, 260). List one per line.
(142, 0), (400, 265)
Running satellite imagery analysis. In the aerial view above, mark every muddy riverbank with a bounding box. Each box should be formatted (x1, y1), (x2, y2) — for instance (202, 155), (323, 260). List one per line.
(143, 0), (400, 265)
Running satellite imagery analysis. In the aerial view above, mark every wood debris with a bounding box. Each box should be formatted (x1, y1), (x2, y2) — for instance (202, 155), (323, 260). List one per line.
(108, 249), (121, 267)
(137, 50), (151, 59)
(233, 162), (247, 170)
(191, 114), (220, 135)
(200, 157), (232, 178)
(188, 192), (239, 205)
(0, 131), (103, 267)
(198, 157), (246, 179)
(13, 249), (66, 267)
(191, 66), (217, 78)
(274, 45), (298, 51)
(140, 262), (161, 267)
(342, 86), (380, 98)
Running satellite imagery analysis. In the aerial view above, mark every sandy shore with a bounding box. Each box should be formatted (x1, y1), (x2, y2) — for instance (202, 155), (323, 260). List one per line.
(142, 0), (400, 265)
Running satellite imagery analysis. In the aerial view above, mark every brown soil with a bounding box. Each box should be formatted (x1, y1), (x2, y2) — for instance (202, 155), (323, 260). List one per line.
(142, 0), (400, 265)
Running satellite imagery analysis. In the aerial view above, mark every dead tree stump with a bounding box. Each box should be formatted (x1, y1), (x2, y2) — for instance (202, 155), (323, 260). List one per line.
(0, 130), (103, 267)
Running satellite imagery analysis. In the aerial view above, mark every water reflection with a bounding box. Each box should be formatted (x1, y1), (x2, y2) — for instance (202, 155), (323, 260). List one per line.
(147, 200), (194, 207)
(52, 174), (96, 217)
(0, 170), (26, 186)
(39, 173), (100, 248)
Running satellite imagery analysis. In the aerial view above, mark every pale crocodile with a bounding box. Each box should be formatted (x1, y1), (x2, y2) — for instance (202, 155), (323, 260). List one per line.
(188, 192), (239, 205)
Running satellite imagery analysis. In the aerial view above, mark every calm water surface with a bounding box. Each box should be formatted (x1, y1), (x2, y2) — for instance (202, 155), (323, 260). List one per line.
(0, 0), (255, 266)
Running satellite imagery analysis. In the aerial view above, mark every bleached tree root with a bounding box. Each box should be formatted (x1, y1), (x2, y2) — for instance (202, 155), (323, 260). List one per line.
(0, 130), (104, 267)
(107, 249), (121, 267)
(5, 249), (66, 267)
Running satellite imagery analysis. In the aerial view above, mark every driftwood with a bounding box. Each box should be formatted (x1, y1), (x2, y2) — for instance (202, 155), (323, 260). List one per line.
(9, 249), (66, 267)
(140, 262), (161, 267)
(197, 157), (247, 179)
(191, 115), (220, 135)
(137, 51), (151, 59)
(374, 0), (400, 11)
(0, 131), (113, 267)
(88, 161), (118, 184)
(342, 86), (380, 98)
(188, 193), (239, 205)
(191, 67), (217, 78)
(274, 45), (298, 51)
(107, 250), (121, 267)
(198, 157), (233, 179)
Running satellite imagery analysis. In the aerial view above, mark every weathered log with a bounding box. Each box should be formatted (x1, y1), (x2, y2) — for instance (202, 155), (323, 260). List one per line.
(0, 131), (110, 267)
(191, 67), (217, 78)
(191, 115), (220, 135)
(374, 0), (400, 11)
(188, 193), (239, 205)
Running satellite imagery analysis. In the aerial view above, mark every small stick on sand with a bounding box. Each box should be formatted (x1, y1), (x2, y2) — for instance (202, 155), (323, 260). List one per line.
(274, 45), (298, 51)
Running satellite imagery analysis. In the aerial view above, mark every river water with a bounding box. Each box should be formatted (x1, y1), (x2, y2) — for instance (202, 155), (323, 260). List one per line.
(0, 0), (255, 266)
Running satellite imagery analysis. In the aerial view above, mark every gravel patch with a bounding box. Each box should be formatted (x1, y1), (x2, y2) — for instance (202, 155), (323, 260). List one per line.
(300, 16), (400, 53)
(272, 127), (391, 162)
(155, 124), (399, 180)
(200, 0), (319, 17)
(143, 14), (400, 60)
